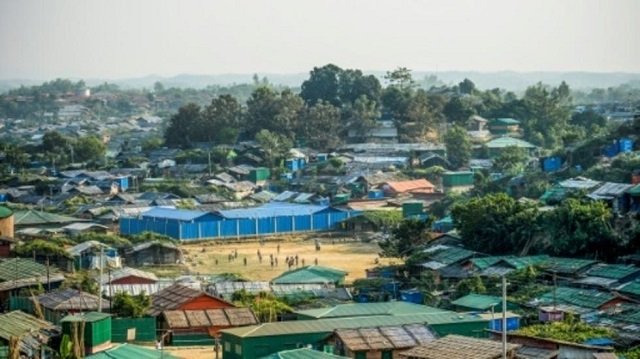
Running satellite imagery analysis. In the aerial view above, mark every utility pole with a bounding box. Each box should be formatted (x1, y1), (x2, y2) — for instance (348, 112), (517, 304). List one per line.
(98, 246), (104, 312)
(553, 271), (557, 310)
(502, 275), (507, 359)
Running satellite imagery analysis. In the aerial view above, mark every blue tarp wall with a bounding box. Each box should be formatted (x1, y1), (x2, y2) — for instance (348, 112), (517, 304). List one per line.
(120, 206), (358, 240)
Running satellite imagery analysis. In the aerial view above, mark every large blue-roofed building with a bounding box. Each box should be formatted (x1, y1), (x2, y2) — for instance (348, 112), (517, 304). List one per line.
(120, 202), (358, 240)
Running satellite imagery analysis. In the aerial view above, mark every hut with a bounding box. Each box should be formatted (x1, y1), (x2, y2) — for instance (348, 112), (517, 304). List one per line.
(260, 348), (348, 359)
(149, 283), (235, 316)
(0, 258), (65, 304)
(35, 288), (109, 324)
(0, 311), (60, 358)
(61, 312), (112, 355)
(162, 308), (258, 346)
(125, 241), (182, 266)
(67, 240), (121, 270)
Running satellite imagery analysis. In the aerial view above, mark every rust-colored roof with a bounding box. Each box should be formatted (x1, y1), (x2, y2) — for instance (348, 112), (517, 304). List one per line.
(149, 283), (232, 316)
(163, 308), (258, 329)
(336, 324), (437, 352)
(385, 179), (435, 194)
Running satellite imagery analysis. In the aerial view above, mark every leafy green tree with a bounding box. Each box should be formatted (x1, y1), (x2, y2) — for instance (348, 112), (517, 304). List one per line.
(444, 125), (472, 168)
(493, 145), (529, 175)
(379, 218), (433, 258)
(458, 78), (476, 95)
(451, 193), (541, 254)
(112, 292), (152, 318)
(73, 136), (106, 163)
(345, 95), (381, 141)
(201, 94), (243, 144)
(300, 64), (343, 106)
(300, 101), (343, 151)
(443, 96), (476, 125)
(402, 89), (439, 141)
(518, 82), (572, 148)
(454, 275), (486, 299)
(255, 129), (293, 171)
(42, 131), (71, 153)
(385, 67), (415, 90)
(245, 87), (303, 139)
(164, 103), (202, 148)
(542, 199), (619, 260)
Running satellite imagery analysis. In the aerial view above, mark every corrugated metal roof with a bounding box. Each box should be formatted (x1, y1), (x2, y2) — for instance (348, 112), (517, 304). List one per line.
(586, 264), (640, 280)
(451, 294), (502, 311)
(400, 334), (520, 359)
(589, 182), (633, 200)
(617, 281), (640, 297)
(221, 312), (485, 338)
(336, 324), (437, 351)
(102, 267), (158, 284)
(485, 136), (536, 149)
(85, 343), (178, 359)
(163, 308), (258, 329)
(141, 207), (211, 221)
(37, 288), (107, 311)
(558, 177), (601, 190)
(0, 311), (59, 356)
(385, 179), (435, 193)
(295, 302), (445, 319)
(218, 202), (338, 219)
(260, 348), (349, 359)
(542, 257), (598, 275)
(13, 210), (87, 225)
(61, 312), (111, 323)
(271, 265), (347, 285)
(537, 287), (616, 309)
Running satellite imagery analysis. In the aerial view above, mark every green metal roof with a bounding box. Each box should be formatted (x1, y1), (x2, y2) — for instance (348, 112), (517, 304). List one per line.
(0, 206), (13, 219)
(0, 310), (56, 342)
(271, 265), (347, 285)
(470, 257), (506, 270)
(13, 210), (86, 226)
(491, 118), (520, 125)
(542, 257), (598, 275)
(221, 312), (485, 338)
(61, 311), (111, 323)
(429, 247), (475, 266)
(618, 281), (640, 297)
(628, 184), (640, 196)
(0, 258), (50, 281)
(538, 287), (616, 310)
(86, 343), (178, 359)
(485, 137), (536, 149)
(260, 348), (349, 359)
(502, 255), (550, 270)
(586, 264), (640, 280)
(451, 294), (502, 311)
(295, 302), (446, 319)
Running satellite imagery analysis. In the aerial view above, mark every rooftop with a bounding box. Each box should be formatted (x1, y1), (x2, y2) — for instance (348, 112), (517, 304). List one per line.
(37, 288), (107, 311)
(451, 293), (502, 311)
(61, 311), (111, 323)
(335, 324), (437, 352)
(485, 136), (536, 149)
(150, 283), (230, 316)
(537, 287), (616, 310)
(271, 265), (347, 285)
(85, 343), (178, 359)
(13, 209), (87, 226)
(163, 308), (258, 329)
(296, 302), (446, 319)
(221, 311), (486, 338)
(586, 264), (640, 280)
(259, 348), (348, 359)
(399, 335), (520, 359)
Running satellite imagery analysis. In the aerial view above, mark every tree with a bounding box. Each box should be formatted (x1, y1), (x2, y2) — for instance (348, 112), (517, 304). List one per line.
(164, 103), (202, 148)
(300, 64), (343, 106)
(379, 219), (433, 258)
(201, 95), (243, 144)
(255, 129), (293, 171)
(454, 275), (486, 299)
(73, 136), (106, 163)
(345, 95), (381, 141)
(444, 125), (472, 168)
(571, 109), (607, 132)
(42, 131), (70, 153)
(519, 82), (572, 148)
(245, 87), (303, 139)
(402, 89), (439, 141)
(458, 78), (476, 95)
(451, 193), (541, 254)
(443, 96), (475, 125)
(385, 67), (415, 90)
(492, 145), (529, 175)
(542, 199), (619, 260)
(300, 101), (343, 151)
(112, 292), (152, 317)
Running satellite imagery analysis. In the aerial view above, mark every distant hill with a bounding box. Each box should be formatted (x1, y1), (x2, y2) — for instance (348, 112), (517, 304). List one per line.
(2, 71), (640, 93)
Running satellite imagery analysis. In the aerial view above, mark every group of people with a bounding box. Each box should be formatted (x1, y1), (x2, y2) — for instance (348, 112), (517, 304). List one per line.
(209, 241), (321, 269)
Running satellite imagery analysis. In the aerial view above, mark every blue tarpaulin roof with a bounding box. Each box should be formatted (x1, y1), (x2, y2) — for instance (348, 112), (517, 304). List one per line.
(141, 207), (211, 221)
(217, 202), (339, 219)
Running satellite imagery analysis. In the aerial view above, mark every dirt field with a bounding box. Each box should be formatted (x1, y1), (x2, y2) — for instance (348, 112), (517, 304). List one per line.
(177, 235), (401, 283)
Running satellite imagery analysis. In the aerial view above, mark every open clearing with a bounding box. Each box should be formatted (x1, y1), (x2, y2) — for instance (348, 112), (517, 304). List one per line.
(176, 235), (400, 282)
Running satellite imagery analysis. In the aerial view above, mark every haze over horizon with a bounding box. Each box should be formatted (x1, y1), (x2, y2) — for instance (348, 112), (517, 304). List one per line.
(1, 0), (639, 81)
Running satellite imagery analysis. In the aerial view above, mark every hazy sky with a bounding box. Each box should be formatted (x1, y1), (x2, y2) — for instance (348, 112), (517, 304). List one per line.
(1, 0), (639, 80)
